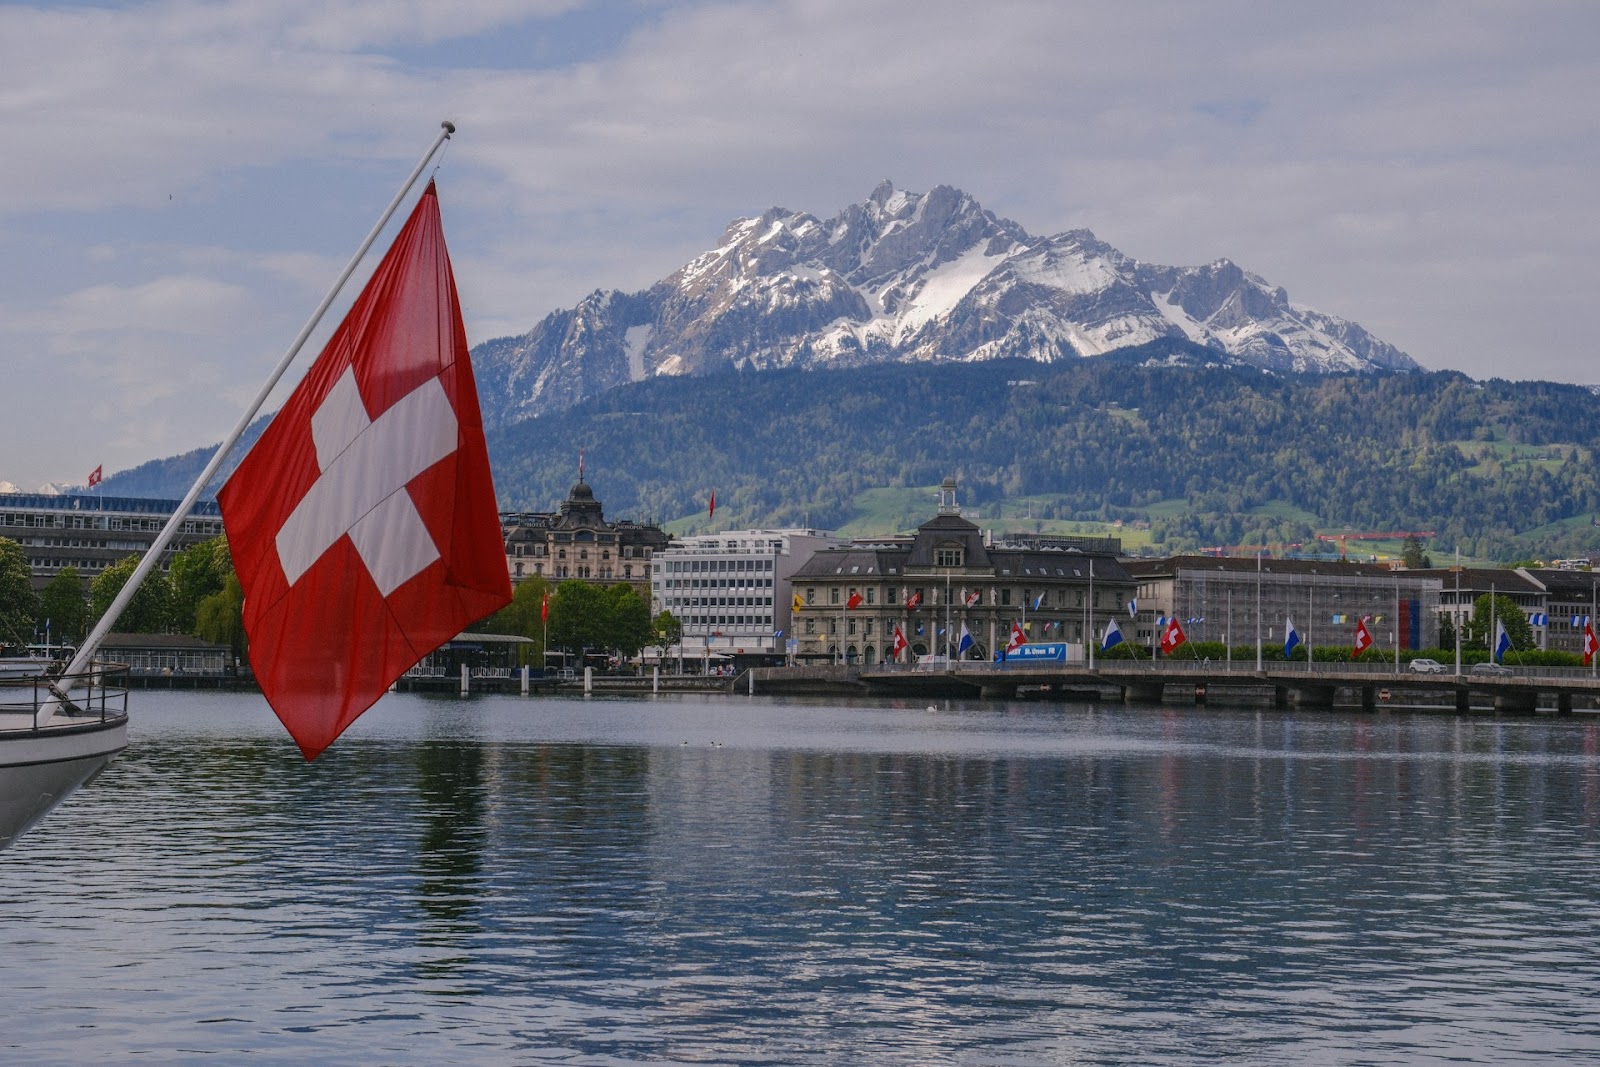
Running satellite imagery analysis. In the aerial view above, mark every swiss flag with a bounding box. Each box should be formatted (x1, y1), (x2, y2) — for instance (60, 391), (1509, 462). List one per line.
(708, 488), (716, 519)
(964, 589), (982, 607)
(1005, 621), (1028, 652)
(905, 590), (922, 610)
(1583, 623), (1598, 666)
(219, 182), (512, 760)
(1353, 617), (1374, 657)
(891, 624), (908, 660)
(541, 589), (549, 625)
(87, 465), (103, 489)
(1160, 616), (1187, 655)
(846, 591), (863, 610)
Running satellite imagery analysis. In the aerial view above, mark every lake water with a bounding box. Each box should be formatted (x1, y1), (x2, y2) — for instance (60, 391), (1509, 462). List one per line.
(5, 691), (1600, 1065)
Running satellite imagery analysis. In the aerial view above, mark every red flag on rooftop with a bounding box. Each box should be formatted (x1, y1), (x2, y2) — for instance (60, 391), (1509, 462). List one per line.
(87, 465), (102, 489)
(218, 182), (512, 760)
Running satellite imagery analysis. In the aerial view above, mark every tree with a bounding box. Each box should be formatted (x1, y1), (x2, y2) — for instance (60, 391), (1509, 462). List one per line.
(548, 580), (610, 657)
(169, 536), (233, 633)
(0, 537), (39, 646)
(1438, 611), (1456, 653)
(195, 574), (245, 666)
(605, 584), (653, 658)
(89, 555), (174, 634)
(652, 611), (682, 659)
(1466, 593), (1533, 655)
(1401, 535), (1428, 569)
(37, 568), (86, 645)
(475, 576), (551, 665)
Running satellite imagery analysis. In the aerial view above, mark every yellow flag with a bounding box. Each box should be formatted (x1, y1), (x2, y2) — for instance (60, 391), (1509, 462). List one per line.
(792, 593), (805, 611)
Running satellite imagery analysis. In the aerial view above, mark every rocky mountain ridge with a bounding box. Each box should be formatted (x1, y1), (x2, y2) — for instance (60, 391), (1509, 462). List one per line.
(472, 180), (1418, 427)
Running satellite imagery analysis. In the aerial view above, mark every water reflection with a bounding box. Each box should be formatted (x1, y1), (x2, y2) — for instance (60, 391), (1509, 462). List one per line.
(3, 694), (1600, 1064)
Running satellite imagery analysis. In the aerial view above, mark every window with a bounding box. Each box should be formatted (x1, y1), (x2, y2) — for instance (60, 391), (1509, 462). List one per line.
(936, 545), (964, 568)
(1001, 588), (1011, 605)
(830, 588), (839, 605)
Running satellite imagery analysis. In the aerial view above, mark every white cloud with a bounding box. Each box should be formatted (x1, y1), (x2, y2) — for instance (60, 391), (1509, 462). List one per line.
(2, 0), (1598, 486)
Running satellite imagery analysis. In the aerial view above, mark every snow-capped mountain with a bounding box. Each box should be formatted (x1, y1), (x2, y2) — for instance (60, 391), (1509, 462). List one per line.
(473, 181), (1418, 427)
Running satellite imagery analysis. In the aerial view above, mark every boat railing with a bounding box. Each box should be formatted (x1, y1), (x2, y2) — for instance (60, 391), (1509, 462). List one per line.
(0, 663), (131, 729)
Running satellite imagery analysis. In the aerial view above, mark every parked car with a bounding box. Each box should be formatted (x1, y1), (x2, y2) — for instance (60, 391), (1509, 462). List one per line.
(1471, 662), (1513, 677)
(1409, 658), (1446, 674)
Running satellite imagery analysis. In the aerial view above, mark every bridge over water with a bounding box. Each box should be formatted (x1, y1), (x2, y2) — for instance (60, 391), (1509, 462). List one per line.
(753, 661), (1600, 715)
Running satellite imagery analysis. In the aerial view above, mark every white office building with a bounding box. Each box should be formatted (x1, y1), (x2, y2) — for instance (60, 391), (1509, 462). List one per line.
(652, 528), (843, 666)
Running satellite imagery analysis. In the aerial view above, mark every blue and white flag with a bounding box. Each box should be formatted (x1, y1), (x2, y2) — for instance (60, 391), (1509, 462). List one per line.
(1494, 619), (1512, 663)
(1157, 615), (1167, 628)
(1101, 617), (1124, 652)
(1574, 615), (1584, 628)
(1530, 613), (1547, 627)
(1032, 593), (1045, 611)
(957, 622), (974, 656)
(1127, 598), (1138, 618)
(1284, 616), (1301, 658)
(773, 629), (784, 639)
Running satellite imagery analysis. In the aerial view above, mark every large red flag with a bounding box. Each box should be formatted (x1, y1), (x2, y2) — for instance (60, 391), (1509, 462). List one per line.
(846, 591), (863, 610)
(890, 624), (908, 660)
(218, 182), (512, 760)
(87, 465), (103, 488)
(1583, 623), (1597, 666)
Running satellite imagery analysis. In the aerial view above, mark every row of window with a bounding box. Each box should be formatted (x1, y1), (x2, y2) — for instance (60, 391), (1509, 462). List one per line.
(661, 578), (773, 590)
(3, 513), (220, 535)
(682, 615), (774, 628)
(663, 558), (775, 574)
(802, 586), (1105, 608)
(666, 596), (774, 609)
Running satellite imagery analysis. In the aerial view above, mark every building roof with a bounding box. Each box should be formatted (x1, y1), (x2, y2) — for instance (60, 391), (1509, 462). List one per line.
(1125, 555), (1441, 585)
(101, 632), (229, 651)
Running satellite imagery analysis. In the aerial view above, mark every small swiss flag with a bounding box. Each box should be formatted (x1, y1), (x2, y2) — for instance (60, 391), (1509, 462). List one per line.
(1582, 623), (1597, 666)
(846, 591), (863, 610)
(219, 183), (511, 760)
(1160, 616), (1187, 655)
(87, 465), (103, 489)
(890, 624), (908, 659)
(1353, 617), (1374, 657)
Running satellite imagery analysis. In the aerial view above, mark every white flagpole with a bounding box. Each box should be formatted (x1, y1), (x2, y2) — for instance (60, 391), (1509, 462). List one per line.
(57, 122), (457, 700)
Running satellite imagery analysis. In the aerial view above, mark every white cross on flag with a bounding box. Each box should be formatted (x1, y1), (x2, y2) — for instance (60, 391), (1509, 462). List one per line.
(219, 182), (512, 760)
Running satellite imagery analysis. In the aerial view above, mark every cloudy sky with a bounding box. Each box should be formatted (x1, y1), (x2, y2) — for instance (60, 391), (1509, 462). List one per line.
(3, 0), (1596, 489)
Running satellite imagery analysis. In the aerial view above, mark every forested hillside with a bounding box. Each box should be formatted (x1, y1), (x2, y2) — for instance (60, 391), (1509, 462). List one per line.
(485, 346), (1600, 561)
(100, 342), (1600, 562)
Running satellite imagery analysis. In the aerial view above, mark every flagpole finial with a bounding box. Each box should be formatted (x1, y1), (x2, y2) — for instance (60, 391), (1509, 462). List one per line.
(441, 120), (457, 135)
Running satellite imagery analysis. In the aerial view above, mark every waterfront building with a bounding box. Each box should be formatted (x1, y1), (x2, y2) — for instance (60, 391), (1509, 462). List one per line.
(1, 492), (223, 590)
(652, 528), (845, 666)
(500, 478), (668, 601)
(1125, 556), (1444, 654)
(1430, 566), (1548, 651)
(788, 477), (1135, 665)
(1525, 568), (1597, 654)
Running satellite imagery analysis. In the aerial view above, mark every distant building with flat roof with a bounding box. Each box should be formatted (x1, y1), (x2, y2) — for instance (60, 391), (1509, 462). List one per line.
(1, 492), (223, 589)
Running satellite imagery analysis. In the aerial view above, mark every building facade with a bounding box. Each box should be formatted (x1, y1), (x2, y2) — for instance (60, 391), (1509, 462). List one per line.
(1125, 556), (1444, 655)
(500, 478), (669, 600)
(789, 478), (1136, 665)
(2, 492), (224, 590)
(651, 528), (845, 665)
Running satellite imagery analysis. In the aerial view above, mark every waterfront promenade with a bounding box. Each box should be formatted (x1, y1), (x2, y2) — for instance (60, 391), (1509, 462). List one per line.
(754, 660), (1600, 714)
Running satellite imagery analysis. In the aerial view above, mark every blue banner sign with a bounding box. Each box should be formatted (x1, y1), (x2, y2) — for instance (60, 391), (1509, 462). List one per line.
(1000, 642), (1068, 664)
